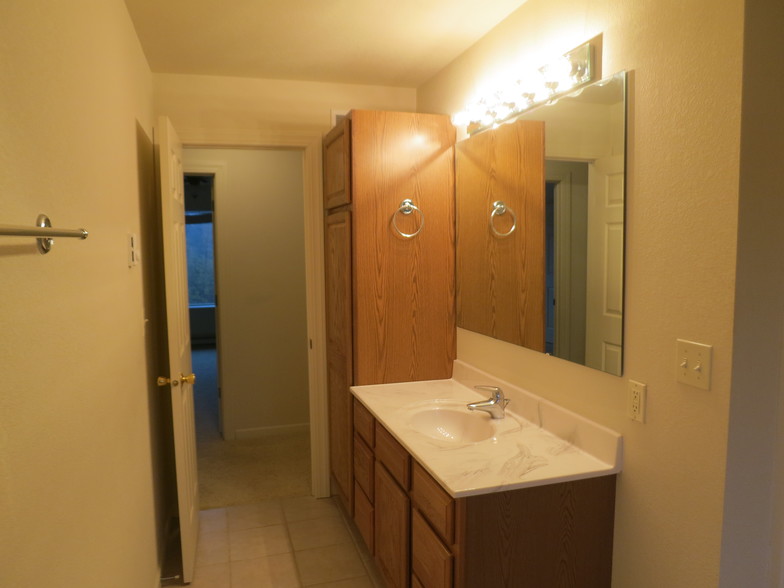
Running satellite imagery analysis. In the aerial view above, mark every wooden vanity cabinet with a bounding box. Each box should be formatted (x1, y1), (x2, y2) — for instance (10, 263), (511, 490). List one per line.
(323, 110), (456, 514)
(352, 405), (617, 588)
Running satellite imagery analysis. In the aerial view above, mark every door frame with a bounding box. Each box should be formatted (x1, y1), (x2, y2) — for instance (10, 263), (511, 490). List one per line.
(177, 126), (329, 498)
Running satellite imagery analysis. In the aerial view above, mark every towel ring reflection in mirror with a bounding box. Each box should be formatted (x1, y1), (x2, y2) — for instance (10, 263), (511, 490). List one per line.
(489, 200), (517, 238)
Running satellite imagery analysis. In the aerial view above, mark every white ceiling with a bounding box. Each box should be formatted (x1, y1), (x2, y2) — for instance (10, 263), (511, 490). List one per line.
(123, 0), (528, 87)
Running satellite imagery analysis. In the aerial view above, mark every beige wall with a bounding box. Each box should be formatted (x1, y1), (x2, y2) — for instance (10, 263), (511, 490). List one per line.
(0, 1), (163, 587)
(154, 73), (417, 133)
(183, 147), (309, 439)
(419, 0), (748, 586)
(720, 0), (784, 585)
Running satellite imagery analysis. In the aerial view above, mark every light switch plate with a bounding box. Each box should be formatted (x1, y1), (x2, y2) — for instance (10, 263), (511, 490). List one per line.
(676, 339), (712, 390)
(128, 233), (140, 267)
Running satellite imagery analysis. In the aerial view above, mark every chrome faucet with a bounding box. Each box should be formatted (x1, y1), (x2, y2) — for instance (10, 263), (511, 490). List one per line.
(466, 385), (510, 419)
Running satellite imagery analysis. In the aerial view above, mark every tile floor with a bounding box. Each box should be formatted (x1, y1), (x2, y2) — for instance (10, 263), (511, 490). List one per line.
(190, 495), (385, 587)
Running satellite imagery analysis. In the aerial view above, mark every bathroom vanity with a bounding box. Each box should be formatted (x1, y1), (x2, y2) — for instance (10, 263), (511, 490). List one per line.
(350, 361), (622, 588)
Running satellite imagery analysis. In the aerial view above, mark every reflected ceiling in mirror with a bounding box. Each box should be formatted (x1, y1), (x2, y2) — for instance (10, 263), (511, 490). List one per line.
(456, 72), (627, 375)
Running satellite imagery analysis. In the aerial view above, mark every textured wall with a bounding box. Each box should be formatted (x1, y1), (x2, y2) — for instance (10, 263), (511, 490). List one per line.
(0, 1), (162, 586)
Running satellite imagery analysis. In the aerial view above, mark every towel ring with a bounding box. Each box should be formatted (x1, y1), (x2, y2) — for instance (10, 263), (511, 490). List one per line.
(392, 198), (425, 239)
(489, 200), (517, 238)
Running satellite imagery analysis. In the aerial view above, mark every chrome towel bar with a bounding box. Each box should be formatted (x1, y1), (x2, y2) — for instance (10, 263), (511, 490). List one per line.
(0, 214), (88, 254)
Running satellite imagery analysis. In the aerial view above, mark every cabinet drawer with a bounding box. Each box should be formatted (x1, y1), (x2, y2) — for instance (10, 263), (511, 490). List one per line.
(354, 480), (374, 554)
(375, 422), (410, 489)
(412, 509), (453, 588)
(411, 461), (454, 544)
(353, 434), (374, 500)
(353, 398), (375, 447)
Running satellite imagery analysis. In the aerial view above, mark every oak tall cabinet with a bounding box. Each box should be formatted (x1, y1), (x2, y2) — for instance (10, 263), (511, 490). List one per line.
(323, 110), (456, 516)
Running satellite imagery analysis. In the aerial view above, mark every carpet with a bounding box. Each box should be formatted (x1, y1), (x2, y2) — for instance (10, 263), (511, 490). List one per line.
(192, 347), (312, 509)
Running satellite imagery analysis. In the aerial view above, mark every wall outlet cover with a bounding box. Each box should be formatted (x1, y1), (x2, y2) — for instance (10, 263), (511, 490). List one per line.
(628, 380), (646, 423)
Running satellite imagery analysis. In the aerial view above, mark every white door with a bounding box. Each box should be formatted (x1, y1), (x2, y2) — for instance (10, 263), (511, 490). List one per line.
(585, 154), (625, 375)
(157, 116), (200, 583)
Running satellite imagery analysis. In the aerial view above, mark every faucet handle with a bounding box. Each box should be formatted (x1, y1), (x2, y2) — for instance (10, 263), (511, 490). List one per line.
(474, 385), (505, 402)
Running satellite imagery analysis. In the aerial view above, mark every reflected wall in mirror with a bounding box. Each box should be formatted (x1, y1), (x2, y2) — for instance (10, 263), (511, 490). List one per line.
(456, 71), (627, 375)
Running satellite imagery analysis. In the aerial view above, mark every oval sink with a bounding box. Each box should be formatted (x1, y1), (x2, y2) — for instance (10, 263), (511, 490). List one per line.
(408, 407), (495, 444)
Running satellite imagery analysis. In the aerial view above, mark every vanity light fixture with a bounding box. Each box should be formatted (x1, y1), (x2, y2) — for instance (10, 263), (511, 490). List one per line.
(453, 42), (594, 134)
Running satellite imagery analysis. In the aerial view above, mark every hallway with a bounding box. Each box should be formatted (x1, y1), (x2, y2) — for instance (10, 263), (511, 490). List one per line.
(192, 347), (311, 508)
(185, 350), (382, 586)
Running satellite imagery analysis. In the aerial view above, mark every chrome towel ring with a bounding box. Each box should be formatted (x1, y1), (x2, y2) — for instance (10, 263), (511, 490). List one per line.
(392, 198), (425, 239)
(489, 200), (517, 238)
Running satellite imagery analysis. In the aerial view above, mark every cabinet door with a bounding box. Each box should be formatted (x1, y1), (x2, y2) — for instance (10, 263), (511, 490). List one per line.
(323, 117), (351, 209)
(354, 480), (374, 554)
(325, 210), (353, 510)
(375, 463), (410, 588)
(412, 509), (453, 588)
(352, 110), (456, 384)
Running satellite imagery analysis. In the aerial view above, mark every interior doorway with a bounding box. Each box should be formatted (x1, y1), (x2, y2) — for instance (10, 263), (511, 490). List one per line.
(183, 147), (313, 508)
(184, 174), (221, 442)
(170, 127), (329, 500)
(545, 160), (589, 364)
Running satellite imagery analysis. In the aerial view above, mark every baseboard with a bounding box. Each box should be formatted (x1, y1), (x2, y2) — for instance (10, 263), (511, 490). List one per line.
(234, 422), (310, 440)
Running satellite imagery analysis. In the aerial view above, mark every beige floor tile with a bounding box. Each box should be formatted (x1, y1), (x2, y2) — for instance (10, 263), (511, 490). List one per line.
(288, 515), (352, 551)
(200, 507), (228, 533)
(196, 527), (230, 567)
(230, 553), (302, 588)
(307, 577), (375, 588)
(188, 562), (231, 588)
(282, 496), (340, 522)
(230, 524), (292, 561)
(227, 499), (285, 530)
(294, 542), (367, 586)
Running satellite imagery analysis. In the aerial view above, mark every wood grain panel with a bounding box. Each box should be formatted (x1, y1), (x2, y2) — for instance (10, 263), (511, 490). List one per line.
(456, 119), (546, 350)
(411, 461), (455, 545)
(353, 434), (374, 499)
(375, 463), (411, 588)
(324, 210), (353, 511)
(351, 110), (456, 384)
(456, 475), (616, 588)
(412, 509), (454, 588)
(354, 480), (375, 554)
(353, 398), (375, 447)
(375, 421), (411, 490)
(323, 118), (351, 209)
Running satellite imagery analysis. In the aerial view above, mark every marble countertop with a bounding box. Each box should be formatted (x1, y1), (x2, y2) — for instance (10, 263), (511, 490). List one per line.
(350, 360), (623, 498)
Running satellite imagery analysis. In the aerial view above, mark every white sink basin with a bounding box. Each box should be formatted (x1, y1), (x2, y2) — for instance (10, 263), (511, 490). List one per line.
(403, 400), (522, 446)
(409, 407), (496, 443)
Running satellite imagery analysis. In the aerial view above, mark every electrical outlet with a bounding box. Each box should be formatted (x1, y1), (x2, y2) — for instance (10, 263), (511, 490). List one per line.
(676, 339), (712, 390)
(628, 380), (646, 423)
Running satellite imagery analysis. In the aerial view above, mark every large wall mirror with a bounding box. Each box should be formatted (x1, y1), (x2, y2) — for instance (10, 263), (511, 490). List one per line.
(456, 71), (627, 375)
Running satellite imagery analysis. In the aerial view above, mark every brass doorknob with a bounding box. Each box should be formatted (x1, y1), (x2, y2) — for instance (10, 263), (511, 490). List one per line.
(180, 373), (196, 385)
